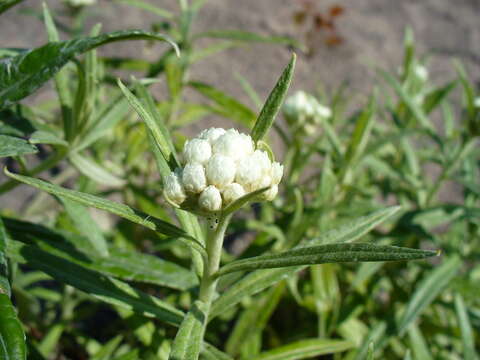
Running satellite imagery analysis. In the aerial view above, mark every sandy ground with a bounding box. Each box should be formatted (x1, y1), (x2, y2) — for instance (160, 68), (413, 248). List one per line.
(1, 0), (479, 210)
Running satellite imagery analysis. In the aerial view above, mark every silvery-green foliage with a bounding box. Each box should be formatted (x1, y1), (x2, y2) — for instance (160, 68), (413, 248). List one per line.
(0, 1), (477, 359)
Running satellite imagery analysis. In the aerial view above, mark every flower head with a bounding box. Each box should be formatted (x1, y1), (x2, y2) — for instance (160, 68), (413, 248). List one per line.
(65, 0), (96, 7)
(163, 127), (283, 213)
(283, 91), (331, 135)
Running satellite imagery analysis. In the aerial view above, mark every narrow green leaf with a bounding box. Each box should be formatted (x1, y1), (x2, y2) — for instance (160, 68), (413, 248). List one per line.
(0, 0), (24, 14)
(69, 152), (125, 187)
(0, 134), (38, 158)
(75, 94), (130, 151)
(0, 30), (178, 110)
(60, 197), (109, 257)
(454, 294), (478, 360)
(5, 219), (197, 291)
(210, 206), (401, 318)
(118, 79), (179, 171)
(353, 322), (386, 360)
(194, 30), (301, 48)
(380, 70), (434, 131)
(29, 130), (68, 147)
(114, 0), (174, 18)
(343, 93), (376, 169)
(222, 187), (270, 215)
(42, 2), (73, 140)
(92, 335), (123, 360)
(249, 339), (354, 360)
(422, 81), (457, 114)
(216, 243), (437, 277)
(169, 301), (206, 360)
(38, 324), (64, 358)
(226, 284), (285, 357)
(251, 53), (296, 142)
(397, 256), (461, 334)
(4, 168), (206, 256)
(407, 324), (433, 360)
(189, 81), (256, 128)
(202, 343), (234, 360)
(9, 242), (184, 325)
(0, 218), (27, 360)
(0, 293), (27, 360)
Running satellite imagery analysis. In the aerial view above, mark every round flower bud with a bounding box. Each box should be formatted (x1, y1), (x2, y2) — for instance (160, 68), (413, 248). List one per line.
(252, 150), (272, 176)
(271, 162), (284, 185)
(414, 64), (428, 82)
(182, 163), (207, 194)
(284, 91), (310, 120)
(263, 185), (278, 201)
(164, 170), (186, 205)
(199, 185), (222, 211)
(235, 154), (263, 192)
(206, 154), (236, 189)
(222, 183), (246, 205)
(313, 103), (332, 119)
(199, 127), (226, 145)
(213, 129), (253, 161)
(183, 138), (212, 165)
(66, 0), (96, 6)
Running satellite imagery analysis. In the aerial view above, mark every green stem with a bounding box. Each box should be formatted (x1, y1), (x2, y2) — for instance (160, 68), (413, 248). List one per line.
(198, 213), (231, 329)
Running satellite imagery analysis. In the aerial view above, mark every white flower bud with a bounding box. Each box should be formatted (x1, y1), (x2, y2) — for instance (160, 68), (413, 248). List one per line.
(284, 91), (310, 119)
(206, 154), (236, 189)
(164, 170), (186, 205)
(199, 185), (222, 211)
(199, 127), (226, 144)
(182, 163), (207, 194)
(66, 0), (95, 6)
(236, 155), (264, 192)
(271, 162), (284, 185)
(414, 64), (428, 82)
(252, 150), (272, 176)
(474, 97), (480, 108)
(183, 138), (212, 165)
(222, 183), (246, 205)
(263, 185), (278, 201)
(314, 103), (332, 119)
(213, 129), (253, 161)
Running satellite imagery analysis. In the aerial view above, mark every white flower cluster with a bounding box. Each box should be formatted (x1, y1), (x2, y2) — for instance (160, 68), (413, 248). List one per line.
(164, 128), (283, 212)
(283, 91), (331, 135)
(65, 0), (96, 7)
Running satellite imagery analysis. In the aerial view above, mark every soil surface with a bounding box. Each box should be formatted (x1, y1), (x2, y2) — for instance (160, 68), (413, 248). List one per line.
(1, 0), (479, 210)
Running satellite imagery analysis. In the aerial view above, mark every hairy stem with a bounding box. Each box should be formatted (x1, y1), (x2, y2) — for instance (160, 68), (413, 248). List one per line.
(197, 213), (231, 335)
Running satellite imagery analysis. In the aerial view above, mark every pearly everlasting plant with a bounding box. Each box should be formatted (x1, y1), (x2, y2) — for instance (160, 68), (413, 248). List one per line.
(283, 90), (331, 135)
(164, 128), (283, 214)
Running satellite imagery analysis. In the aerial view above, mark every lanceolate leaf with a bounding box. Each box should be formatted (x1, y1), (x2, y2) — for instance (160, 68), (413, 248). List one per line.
(454, 294), (478, 360)
(249, 339), (354, 360)
(0, 218), (27, 360)
(397, 256), (461, 335)
(189, 81), (257, 128)
(222, 187), (270, 215)
(0, 134), (37, 158)
(193, 30), (302, 48)
(118, 79), (179, 171)
(216, 243), (437, 277)
(4, 169), (206, 256)
(210, 206), (402, 318)
(251, 53), (296, 143)
(4, 218), (197, 291)
(0, 30), (178, 110)
(169, 301), (207, 360)
(8, 242), (184, 325)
